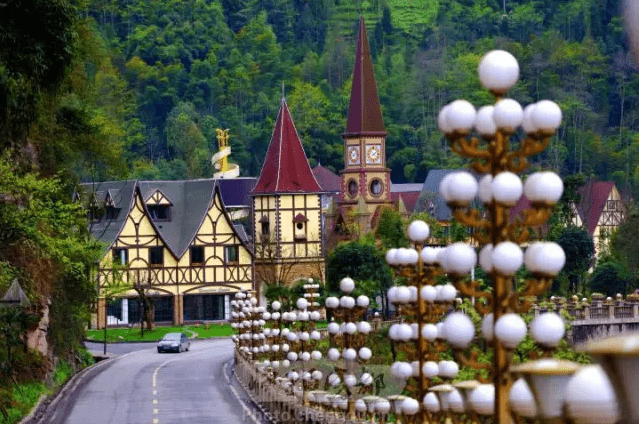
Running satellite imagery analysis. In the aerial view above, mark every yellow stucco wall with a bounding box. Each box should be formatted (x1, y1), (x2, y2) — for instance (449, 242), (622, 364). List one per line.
(252, 192), (325, 287)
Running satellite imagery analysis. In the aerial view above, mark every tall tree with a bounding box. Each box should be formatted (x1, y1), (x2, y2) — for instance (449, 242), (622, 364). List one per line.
(611, 208), (639, 289)
(555, 226), (595, 294)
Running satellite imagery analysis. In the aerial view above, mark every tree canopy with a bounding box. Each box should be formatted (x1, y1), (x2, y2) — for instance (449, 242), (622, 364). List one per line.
(556, 226), (595, 294)
(68, 0), (639, 201)
(326, 240), (393, 296)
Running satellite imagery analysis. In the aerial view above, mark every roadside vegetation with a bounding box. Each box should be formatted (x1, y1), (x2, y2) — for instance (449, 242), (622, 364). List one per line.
(0, 353), (93, 424)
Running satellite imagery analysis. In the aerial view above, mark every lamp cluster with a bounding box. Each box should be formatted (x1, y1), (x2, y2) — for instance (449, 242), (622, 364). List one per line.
(378, 49), (581, 424)
(320, 277), (373, 418)
(280, 280), (324, 402)
(230, 291), (265, 358)
(231, 48), (639, 424)
(261, 299), (284, 369)
(382, 220), (467, 423)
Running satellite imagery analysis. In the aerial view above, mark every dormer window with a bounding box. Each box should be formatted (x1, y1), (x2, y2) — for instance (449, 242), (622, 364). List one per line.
(148, 205), (170, 221)
(145, 189), (172, 222)
(293, 213), (308, 240)
(104, 191), (120, 220)
(106, 206), (120, 220)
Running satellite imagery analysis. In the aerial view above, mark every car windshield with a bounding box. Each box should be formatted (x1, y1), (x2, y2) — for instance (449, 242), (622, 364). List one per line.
(162, 333), (181, 341)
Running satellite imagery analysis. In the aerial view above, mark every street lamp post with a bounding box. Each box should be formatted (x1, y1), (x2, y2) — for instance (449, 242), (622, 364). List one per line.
(435, 49), (567, 424)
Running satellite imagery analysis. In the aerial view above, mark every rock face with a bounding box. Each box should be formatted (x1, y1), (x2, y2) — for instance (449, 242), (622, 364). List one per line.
(26, 301), (50, 356)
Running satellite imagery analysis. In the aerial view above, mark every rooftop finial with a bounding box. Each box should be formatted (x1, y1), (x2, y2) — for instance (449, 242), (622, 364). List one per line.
(282, 83), (285, 100)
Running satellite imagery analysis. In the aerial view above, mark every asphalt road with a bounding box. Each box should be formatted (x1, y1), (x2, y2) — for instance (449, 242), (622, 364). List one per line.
(47, 339), (250, 424)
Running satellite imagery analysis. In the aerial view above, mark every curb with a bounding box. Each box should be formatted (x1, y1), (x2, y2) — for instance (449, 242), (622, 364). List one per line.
(21, 354), (121, 424)
(230, 361), (276, 424)
(224, 360), (264, 424)
(18, 394), (46, 424)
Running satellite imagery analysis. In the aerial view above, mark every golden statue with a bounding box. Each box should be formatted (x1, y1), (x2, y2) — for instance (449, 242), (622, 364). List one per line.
(212, 128), (239, 178)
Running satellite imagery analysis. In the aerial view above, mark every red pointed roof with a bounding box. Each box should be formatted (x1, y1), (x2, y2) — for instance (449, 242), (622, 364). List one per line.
(344, 17), (386, 137)
(577, 181), (616, 235)
(252, 97), (322, 194)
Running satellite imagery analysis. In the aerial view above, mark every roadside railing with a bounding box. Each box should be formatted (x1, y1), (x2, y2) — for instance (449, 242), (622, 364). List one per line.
(534, 294), (639, 322)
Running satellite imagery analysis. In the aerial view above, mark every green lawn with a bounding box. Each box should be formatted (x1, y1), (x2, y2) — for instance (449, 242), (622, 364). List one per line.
(85, 324), (232, 342)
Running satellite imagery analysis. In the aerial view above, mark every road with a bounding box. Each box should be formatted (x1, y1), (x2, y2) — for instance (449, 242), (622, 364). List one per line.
(42, 339), (251, 424)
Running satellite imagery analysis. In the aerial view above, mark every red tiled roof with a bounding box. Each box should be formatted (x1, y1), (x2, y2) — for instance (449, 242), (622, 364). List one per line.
(390, 192), (420, 214)
(510, 195), (532, 221)
(344, 17), (386, 136)
(312, 165), (341, 192)
(577, 181), (615, 235)
(252, 97), (322, 194)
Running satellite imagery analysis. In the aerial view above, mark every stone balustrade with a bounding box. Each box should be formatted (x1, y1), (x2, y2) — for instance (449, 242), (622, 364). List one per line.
(534, 294), (639, 322)
(534, 294), (639, 344)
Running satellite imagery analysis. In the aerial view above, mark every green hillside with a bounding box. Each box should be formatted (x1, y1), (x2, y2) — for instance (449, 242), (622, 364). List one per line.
(328, 0), (438, 35)
(5, 0), (636, 193)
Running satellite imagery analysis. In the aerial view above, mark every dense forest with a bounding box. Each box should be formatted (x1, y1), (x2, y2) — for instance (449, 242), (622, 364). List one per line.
(74, 0), (639, 196)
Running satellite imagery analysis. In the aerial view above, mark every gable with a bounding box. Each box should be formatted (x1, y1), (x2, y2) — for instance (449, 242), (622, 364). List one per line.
(110, 186), (177, 262)
(145, 189), (173, 206)
(595, 185), (626, 230)
(189, 185), (253, 258)
(577, 181), (616, 235)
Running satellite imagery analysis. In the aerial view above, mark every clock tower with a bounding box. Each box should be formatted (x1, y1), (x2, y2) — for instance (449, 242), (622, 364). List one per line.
(336, 16), (391, 233)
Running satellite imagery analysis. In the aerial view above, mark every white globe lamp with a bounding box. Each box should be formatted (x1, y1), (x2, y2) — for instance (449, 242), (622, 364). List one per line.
(477, 50), (520, 94)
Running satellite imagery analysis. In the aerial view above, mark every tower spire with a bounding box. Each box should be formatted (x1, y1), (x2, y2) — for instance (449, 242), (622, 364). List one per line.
(344, 16), (386, 136)
(252, 97), (322, 194)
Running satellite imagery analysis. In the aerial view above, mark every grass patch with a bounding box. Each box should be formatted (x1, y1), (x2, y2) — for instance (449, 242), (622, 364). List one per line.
(328, 0), (439, 38)
(185, 323), (233, 338)
(0, 381), (48, 424)
(86, 324), (233, 342)
(52, 360), (73, 386)
(0, 350), (94, 424)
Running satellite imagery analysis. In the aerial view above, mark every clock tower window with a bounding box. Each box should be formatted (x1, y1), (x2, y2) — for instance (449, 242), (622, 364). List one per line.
(370, 179), (383, 196)
(347, 180), (358, 198)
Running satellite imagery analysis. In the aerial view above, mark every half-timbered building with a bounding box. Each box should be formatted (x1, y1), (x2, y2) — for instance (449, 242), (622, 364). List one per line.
(575, 180), (626, 257)
(80, 179), (254, 328)
(251, 97), (325, 300)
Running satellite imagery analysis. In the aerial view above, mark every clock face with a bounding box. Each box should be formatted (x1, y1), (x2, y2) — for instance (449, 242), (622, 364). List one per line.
(366, 144), (382, 164)
(347, 146), (360, 165)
